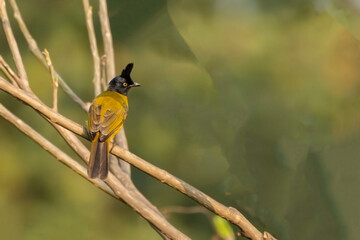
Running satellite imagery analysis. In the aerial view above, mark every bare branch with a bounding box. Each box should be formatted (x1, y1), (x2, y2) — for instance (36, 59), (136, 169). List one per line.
(82, 0), (101, 96)
(0, 55), (20, 87)
(162, 206), (210, 217)
(98, 0), (115, 80)
(100, 55), (107, 90)
(112, 130), (131, 174)
(43, 49), (59, 111)
(0, 0), (29, 91)
(0, 77), (264, 240)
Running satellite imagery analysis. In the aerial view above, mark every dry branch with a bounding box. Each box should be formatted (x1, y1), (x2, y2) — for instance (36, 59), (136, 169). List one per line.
(43, 49), (59, 111)
(0, 54), (20, 86)
(82, 0), (101, 96)
(0, 0), (29, 91)
(99, 0), (115, 79)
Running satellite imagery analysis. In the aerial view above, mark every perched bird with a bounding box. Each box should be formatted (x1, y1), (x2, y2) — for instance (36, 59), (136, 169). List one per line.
(87, 63), (140, 179)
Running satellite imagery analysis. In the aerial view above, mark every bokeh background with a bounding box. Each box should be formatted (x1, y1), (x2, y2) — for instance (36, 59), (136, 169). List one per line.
(1, 0), (360, 239)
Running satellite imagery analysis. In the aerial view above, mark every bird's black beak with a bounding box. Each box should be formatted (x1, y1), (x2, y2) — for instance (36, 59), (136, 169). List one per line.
(130, 82), (141, 87)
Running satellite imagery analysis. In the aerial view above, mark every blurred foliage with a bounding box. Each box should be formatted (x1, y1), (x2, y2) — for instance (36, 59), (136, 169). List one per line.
(212, 216), (235, 240)
(1, 0), (360, 239)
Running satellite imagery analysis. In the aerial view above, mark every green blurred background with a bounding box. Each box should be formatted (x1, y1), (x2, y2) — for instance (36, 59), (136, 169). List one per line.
(1, 0), (360, 239)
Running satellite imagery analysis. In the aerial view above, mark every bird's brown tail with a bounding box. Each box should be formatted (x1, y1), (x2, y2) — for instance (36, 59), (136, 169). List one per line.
(88, 133), (108, 179)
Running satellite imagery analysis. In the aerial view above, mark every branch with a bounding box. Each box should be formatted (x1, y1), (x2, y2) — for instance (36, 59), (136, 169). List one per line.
(82, 0), (101, 96)
(0, 0), (29, 91)
(100, 55), (107, 90)
(98, 0), (115, 79)
(43, 49), (59, 111)
(0, 54), (20, 87)
(0, 77), (264, 240)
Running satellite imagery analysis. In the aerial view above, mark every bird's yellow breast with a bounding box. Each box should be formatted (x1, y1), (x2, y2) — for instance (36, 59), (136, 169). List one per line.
(88, 91), (129, 141)
(93, 90), (128, 111)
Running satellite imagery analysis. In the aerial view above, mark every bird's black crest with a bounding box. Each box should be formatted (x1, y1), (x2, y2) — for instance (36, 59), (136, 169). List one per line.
(120, 63), (134, 80)
(107, 62), (139, 95)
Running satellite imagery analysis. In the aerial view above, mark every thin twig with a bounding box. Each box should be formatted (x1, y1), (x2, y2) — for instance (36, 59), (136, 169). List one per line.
(82, 0), (101, 96)
(43, 49), (58, 111)
(162, 206), (210, 217)
(0, 77), (264, 240)
(0, 55), (20, 87)
(98, 0), (115, 79)
(100, 55), (107, 90)
(0, 0), (29, 91)
(8, 0), (89, 111)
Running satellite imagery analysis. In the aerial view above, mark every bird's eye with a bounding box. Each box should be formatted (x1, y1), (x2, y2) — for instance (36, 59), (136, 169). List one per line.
(123, 83), (128, 87)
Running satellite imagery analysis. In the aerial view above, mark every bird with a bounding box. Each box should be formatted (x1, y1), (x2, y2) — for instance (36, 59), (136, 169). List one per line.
(87, 63), (140, 179)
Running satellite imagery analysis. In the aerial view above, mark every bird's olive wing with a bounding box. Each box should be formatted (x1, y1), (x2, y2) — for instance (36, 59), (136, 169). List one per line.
(98, 108), (127, 142)
(88, 104), (102, 140)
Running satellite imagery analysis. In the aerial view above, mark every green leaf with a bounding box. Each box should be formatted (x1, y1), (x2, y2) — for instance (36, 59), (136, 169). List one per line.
(212, 216), (235, 240)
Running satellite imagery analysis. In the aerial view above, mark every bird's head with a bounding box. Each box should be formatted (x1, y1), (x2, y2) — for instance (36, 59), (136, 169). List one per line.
(107, 63), (140, 96)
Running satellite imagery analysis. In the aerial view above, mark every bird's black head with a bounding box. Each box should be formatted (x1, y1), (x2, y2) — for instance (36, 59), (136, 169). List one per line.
(107, 63), (140, 96)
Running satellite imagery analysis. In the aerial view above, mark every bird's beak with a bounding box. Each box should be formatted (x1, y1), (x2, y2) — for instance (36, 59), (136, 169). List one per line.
(130, 82), (141, 87)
